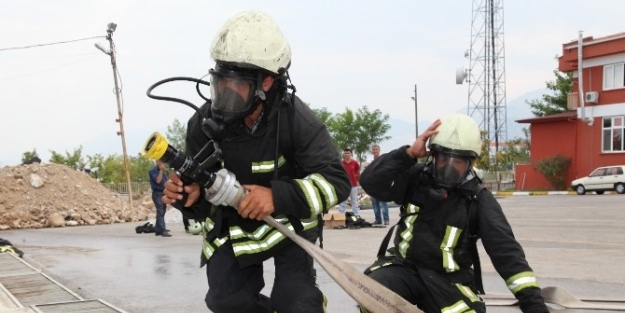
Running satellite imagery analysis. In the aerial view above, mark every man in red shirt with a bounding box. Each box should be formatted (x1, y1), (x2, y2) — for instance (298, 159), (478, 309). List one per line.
(338, 148), (361, 216)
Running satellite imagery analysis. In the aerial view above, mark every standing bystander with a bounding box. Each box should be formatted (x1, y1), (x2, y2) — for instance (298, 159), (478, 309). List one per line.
(370, 144), (389, 226)
(149, 160), (170, 237)
(338, 148), (361, 217)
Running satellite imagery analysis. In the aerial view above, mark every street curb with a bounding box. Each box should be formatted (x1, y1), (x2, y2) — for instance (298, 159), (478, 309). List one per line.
(491, 191), (577, 196)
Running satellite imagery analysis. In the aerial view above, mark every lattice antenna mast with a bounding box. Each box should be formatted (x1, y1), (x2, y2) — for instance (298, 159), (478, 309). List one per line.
(467, 0), (507, 158)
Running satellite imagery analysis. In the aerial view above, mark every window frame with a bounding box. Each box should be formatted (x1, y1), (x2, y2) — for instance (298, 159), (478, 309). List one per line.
(603, 62), (625, 90)
(602, 116), (625, 153)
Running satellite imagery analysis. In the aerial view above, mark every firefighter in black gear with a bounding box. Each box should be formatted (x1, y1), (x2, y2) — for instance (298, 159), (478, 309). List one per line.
(359, 114), (549, 313)
(161, 11), (350, 313)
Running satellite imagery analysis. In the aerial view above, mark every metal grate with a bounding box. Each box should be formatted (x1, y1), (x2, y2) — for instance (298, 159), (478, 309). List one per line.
(0, 273), (79, 307)
(0, 253), (126, 313)
(0, 254), (37, 278)
(32, 299), (126, 313)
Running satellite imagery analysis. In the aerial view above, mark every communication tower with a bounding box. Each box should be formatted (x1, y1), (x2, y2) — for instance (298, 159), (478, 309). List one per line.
(457, 0), (508, 158)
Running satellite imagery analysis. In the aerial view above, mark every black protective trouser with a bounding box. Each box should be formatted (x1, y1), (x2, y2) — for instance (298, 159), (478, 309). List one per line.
(362, 265), (485, 313)
(204, 229), (324, 313)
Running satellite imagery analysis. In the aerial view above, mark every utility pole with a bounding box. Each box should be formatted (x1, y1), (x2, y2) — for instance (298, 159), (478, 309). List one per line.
(96, 23), (133, 209)
(410, 84), (418, 138)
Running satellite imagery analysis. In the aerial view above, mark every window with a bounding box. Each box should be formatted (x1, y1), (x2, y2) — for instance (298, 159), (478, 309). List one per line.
(608, 167), (623, 175)
(603, 63), (625, 90)
(602, 116), (625, 152)
(590, 168), (606, 177)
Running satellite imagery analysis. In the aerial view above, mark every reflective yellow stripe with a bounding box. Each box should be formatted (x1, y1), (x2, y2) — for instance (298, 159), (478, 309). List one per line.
(506, 271), (540, 294)
(441, 226), (462, 273)
(202, 237), (227, 260)
(295, 178), (323, 216)
(308, 173), (339, 207)
(231, 217), (318, 257)
(233, 229), (286, 255)
(203, 217), (215, 233)
(456, 284), (480, 302)
(0, 246), (18, 256)
(405, 203), (420, 214)
(398, 215), (418, 258)
(368, 261), (394, 272)
(441, 300), (474, 313)
(251, 156), (287, 173)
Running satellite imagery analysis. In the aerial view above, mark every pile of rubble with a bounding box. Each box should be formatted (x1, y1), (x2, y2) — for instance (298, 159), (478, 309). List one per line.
(0, 163), (157, 230)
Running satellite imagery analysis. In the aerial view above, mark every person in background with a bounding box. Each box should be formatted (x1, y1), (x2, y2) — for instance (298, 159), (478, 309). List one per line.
(149, 160), (170, 237)
(338, 148), (361, 217)
(359, 113), (548, 313)
(369, 144), (389, 226)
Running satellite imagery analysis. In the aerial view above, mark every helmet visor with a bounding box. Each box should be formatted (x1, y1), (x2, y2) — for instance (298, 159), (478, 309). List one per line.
(433, 153), (471, 185)
(209, 66), (257, 115)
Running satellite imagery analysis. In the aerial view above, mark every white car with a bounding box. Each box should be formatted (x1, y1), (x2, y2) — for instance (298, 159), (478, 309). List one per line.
(570, 165), (625, 195)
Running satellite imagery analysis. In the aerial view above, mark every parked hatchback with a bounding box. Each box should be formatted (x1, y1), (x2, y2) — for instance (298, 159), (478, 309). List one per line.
(571, 165), (625, 195)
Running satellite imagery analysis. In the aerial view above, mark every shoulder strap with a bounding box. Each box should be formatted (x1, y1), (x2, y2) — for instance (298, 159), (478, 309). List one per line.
(467, 185), (487, 294)
(467, 185), (485, 237)
(375, 207), (418, 258)
(376, 223), (399, 258)
(278, 95), (295, 164)
(276, 95), (322, 247)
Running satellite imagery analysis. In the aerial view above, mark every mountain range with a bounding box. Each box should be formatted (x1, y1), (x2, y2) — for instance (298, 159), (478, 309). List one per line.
(375, 88), (549, 159)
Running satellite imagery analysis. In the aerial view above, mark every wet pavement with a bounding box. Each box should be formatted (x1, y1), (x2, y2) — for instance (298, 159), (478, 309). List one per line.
(1, 194), (625, 312)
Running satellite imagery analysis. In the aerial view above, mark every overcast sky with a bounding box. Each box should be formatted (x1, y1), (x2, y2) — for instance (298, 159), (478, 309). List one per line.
(1, 1), (623, 166)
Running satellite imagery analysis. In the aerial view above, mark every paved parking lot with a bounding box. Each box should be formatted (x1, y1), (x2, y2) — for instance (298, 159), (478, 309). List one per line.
(1, 194), (624, 312)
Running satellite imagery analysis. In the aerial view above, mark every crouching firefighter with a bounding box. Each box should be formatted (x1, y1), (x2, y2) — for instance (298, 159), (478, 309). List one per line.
(160, 11), (350, 313)
(359, 113), (549, 313)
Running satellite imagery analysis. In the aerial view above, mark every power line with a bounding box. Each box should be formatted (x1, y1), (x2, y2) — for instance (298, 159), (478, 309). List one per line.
(0, 55), (99, 81)
(0, 36), (105, 52)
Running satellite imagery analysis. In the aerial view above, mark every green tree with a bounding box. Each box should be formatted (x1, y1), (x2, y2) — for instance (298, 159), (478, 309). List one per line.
(527, 70), (573, 117)
(95, 154), (126, 184)
(85, 153), (106, 180)
(84, 152), (155, 185)
(496, 128), (531, 171)
(49, 146), (86, 170)
(475, 131), (491, 171)
(130, 153), (155, 184)
(21, 149), (39, 164)
(327, 106), (391, 163)
(311, 107), (333, 126)
(165, 119), (187, 151)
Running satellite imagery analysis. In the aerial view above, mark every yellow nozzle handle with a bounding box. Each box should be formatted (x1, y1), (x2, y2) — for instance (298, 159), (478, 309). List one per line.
(141, 131), (169, 160)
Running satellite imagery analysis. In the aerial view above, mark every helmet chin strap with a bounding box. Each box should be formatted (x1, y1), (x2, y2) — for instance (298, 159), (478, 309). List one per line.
(429, 188), (448, 201)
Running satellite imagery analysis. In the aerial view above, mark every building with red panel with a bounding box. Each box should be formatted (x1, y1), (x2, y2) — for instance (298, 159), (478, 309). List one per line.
(515, 32), (625, 190)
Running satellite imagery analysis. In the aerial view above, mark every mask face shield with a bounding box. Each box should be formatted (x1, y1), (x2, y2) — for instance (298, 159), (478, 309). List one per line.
(432, 152), (472, 188)
(209, 64), (259, 125)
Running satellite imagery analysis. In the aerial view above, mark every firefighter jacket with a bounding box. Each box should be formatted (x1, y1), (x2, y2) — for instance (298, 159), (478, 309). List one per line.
(176, 93), (350, 268)
(360, 146), (548, 313)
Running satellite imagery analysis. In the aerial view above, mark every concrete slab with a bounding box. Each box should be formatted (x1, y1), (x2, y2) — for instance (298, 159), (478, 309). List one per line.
(0, 194), (623, 312)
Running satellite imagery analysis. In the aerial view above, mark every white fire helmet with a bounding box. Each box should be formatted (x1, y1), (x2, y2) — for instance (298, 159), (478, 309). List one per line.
(210, 11), (291, 75)
(429, 113), (481, 156)
(428, 113), (482, 188)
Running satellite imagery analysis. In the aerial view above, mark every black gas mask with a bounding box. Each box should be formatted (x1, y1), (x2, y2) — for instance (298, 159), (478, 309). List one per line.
(202, 63), (267, 139)
(430, 148), (474, 190)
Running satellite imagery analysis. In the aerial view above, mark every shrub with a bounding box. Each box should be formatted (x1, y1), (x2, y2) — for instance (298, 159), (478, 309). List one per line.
(534, 154), (571, 190)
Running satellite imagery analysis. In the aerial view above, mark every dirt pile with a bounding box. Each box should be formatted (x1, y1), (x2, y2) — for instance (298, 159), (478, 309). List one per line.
(0, 163), (156, 230)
